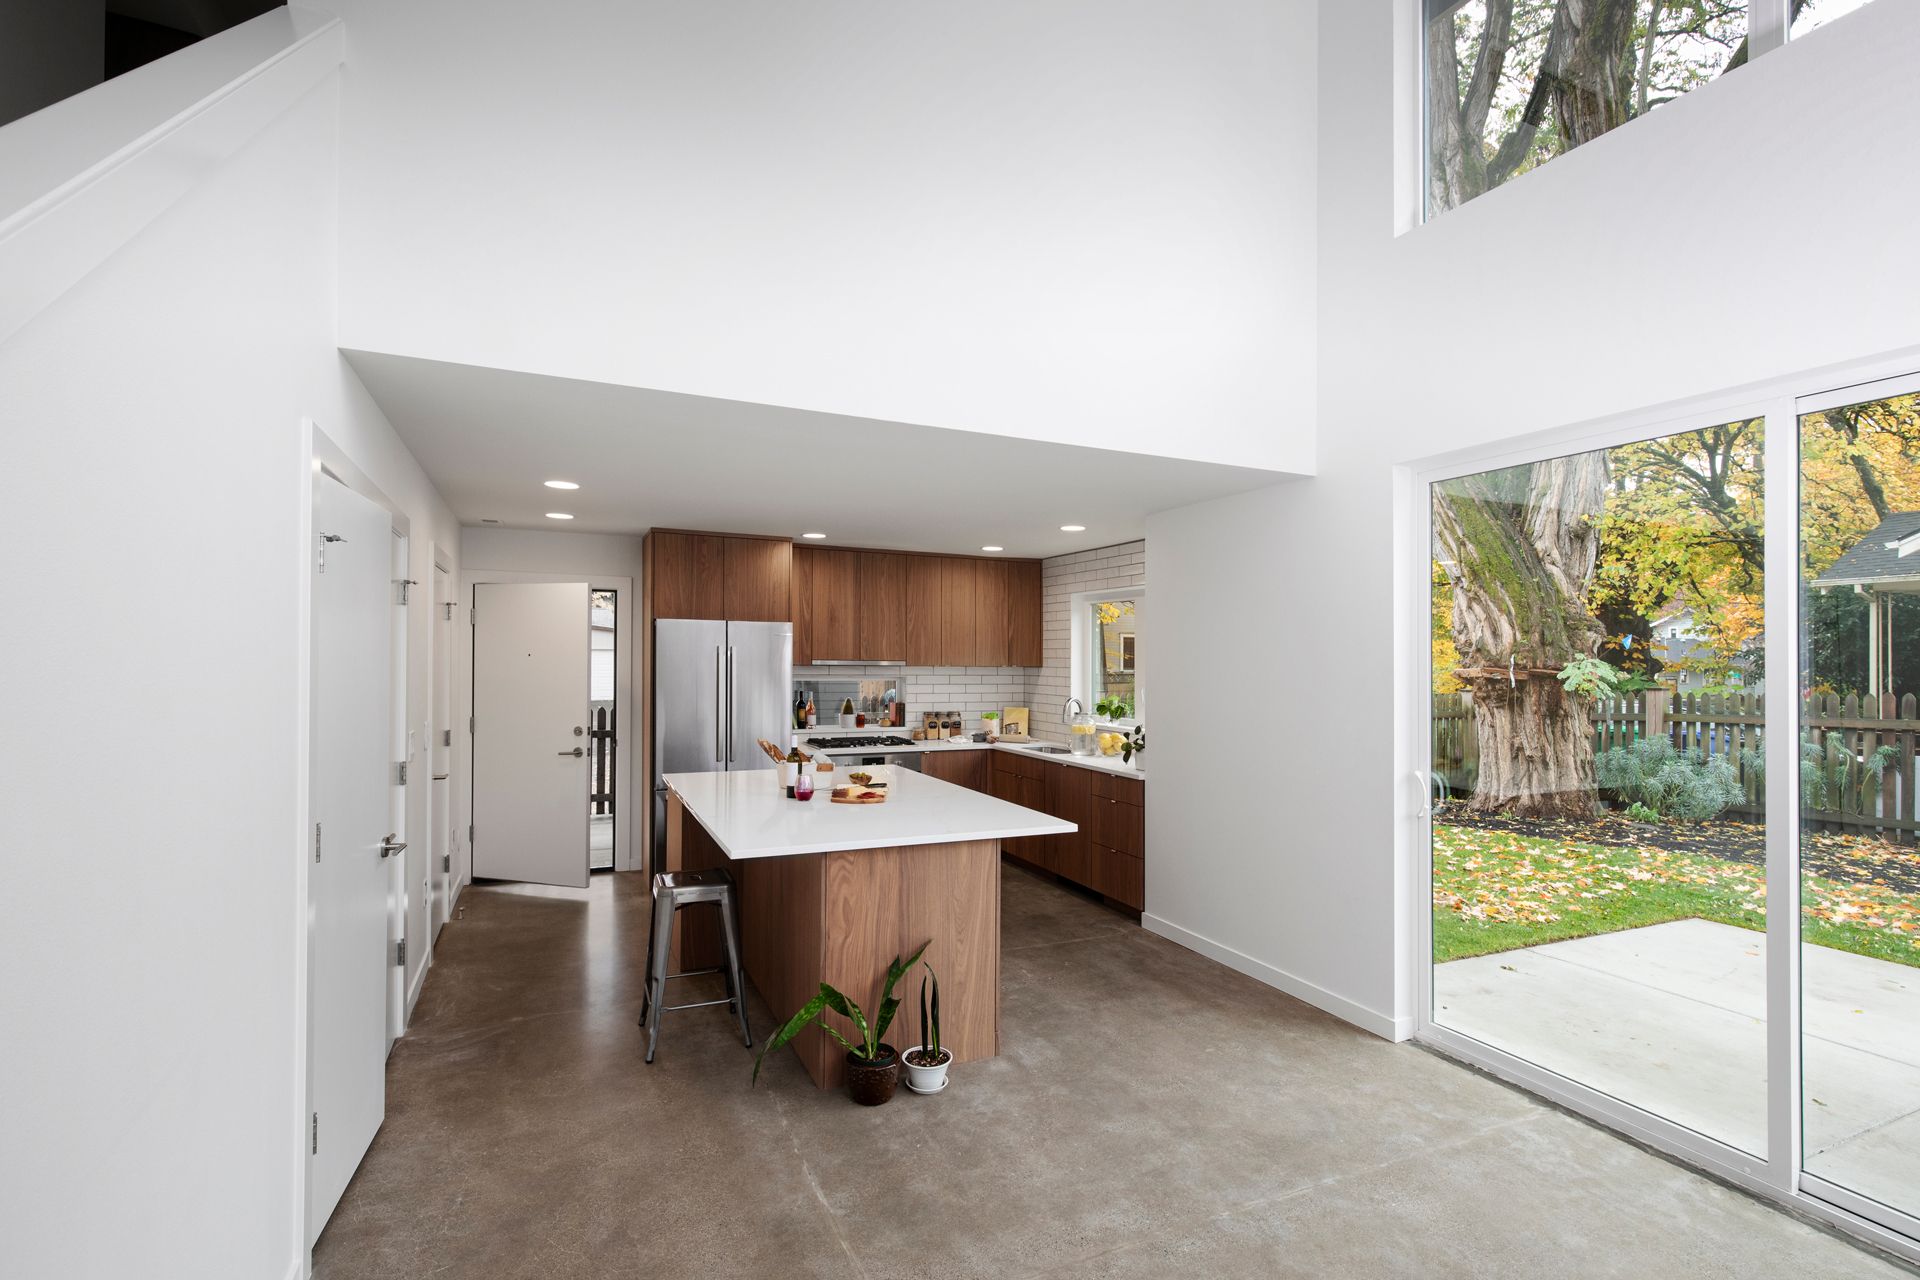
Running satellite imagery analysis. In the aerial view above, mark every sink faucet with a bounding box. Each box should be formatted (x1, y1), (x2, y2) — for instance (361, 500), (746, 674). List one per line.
(1063, 697), (1084, 724)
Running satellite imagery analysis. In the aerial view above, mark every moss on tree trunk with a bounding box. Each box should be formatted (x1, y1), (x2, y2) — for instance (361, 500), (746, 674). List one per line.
(1435, 455), (1608, 819)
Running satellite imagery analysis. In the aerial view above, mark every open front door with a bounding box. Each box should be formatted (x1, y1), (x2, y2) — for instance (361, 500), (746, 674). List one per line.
(472, 581), (591, 887)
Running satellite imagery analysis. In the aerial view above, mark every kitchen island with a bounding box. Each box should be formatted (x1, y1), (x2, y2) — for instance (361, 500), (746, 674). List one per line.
(661, 768), (1074, 1088)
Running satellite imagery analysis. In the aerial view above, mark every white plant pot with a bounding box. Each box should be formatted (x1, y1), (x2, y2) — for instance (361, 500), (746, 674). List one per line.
(840, 712), (856, 728)
(901, 1045), (952, 1094)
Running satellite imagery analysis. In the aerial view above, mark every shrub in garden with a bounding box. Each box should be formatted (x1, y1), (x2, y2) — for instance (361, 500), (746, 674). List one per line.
(1595, 738), (1744, 821)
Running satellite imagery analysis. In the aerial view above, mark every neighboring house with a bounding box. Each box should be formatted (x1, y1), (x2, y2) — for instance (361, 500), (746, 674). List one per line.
(1811, 511), (1920, 700)
(1648, 603), (1764, 694)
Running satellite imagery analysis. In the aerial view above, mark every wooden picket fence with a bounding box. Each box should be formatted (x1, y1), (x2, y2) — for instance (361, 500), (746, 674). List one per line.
(1432, 689), (1920, 842)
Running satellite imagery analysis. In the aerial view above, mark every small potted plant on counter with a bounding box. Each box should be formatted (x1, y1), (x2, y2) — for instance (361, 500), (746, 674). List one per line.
(1122, 724), (1145, 768)
(753, 941), (928, 1106)
(981, 710), (1000, 739)
(839, 697), (857, 728)
(902, 963), (951, 1095)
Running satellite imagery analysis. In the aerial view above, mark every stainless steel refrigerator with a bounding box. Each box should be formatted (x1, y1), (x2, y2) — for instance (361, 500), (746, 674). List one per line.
(651, 619), (792, 871)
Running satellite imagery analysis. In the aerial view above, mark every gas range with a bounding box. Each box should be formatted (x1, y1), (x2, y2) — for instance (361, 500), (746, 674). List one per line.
(810, 735), (915, 750)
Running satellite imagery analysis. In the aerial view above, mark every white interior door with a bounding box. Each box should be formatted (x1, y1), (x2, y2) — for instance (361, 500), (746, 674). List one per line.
(308, 474), (394, 1244)
(431, 563), (453, 934)
(387, 530), (409, 1047)
(472, 581), (591, 888)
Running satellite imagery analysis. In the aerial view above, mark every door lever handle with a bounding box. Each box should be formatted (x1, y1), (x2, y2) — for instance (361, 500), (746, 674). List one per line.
(559, 747), (585, 757)
(380, 834), (407, 858)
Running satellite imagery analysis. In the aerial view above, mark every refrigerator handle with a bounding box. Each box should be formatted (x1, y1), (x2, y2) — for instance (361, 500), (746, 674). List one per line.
(714, 645), (724, 763)
(726, 645), (736, 762)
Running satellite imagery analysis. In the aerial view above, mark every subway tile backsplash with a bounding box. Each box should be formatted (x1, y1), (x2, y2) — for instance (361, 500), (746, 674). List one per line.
(792, 539), (1146, 744)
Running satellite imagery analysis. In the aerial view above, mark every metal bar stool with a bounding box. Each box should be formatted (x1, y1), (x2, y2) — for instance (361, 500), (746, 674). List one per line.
(638, 868), (752, 1063)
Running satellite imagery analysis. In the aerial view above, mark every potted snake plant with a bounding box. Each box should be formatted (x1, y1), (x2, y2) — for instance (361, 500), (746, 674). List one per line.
(753, 941), (928, 1105)
(901, 963), (951, 1094)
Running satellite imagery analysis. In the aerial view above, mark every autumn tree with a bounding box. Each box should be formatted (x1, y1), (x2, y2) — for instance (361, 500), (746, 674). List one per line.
(1433, 455), (1609, 818)
(1426, 0), (1796, 216)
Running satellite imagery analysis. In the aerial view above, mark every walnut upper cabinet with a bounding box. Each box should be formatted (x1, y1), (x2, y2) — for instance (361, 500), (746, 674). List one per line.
(857, 552), (907, 662)
(973, 559), (1009, 667)
(649, 531), (792, 622)
(801, 546), (859, 660)
(940, 557), (979, 665)
(905, 555), (945, 665)
(649, 532), (726, 620)
(1006, 560), (1043, 667)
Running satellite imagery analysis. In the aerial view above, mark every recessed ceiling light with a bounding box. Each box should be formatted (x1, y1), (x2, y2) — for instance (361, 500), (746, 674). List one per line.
(981, 546), (1003, 552)
(546, 512), (574, 520)
(1060, 524), (1086, 533)
(544, 480), (580, 490)
(480, 518), (501, 525)
(801, 532), (828, 539)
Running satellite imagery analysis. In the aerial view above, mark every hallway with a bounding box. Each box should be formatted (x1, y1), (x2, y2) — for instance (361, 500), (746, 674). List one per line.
(314, 868), (1907, 1279)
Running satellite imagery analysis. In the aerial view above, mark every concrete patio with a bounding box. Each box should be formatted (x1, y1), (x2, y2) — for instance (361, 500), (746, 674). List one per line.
(1438, 919), (1920, 1216)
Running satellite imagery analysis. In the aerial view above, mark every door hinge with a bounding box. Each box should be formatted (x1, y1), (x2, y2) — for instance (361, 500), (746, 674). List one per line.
(314, 822), (321, 863)
(468, 715), (475, 735)
(470, 606), (476, 626)
(442, 728), (452, 747)
(442, 852), (451, 873)
(311, 1112), (319, 1155)
(468, 824), (474, 845)
(395, 761), (409, 786)
(397, 937), (407, 968)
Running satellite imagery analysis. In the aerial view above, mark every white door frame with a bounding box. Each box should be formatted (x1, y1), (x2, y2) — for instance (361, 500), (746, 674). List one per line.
(1396, 345), (1920, 1267)
(294, 419), (411, 1273)
(387, 528), (410, 1047)
(455, 569), (638, 883)
(428, 551), (454, 945)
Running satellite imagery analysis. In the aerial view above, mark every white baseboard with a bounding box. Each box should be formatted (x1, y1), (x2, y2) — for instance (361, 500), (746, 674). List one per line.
(285, 1248), (309, 1280)
(1142, 913), (1411, 1042)
(405, 945), (431, 1021)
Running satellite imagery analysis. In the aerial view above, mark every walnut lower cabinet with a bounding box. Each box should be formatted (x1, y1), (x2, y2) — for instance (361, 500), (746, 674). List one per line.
(991, 752), (1143, 912)
(922, 749), (989, 793)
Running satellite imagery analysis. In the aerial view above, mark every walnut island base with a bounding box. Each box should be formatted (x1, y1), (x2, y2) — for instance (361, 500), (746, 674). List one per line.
(661, 770), (1074, 1089)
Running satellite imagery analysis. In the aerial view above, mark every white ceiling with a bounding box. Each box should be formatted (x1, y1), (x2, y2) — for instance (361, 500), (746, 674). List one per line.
(346, 351), (1300, 558)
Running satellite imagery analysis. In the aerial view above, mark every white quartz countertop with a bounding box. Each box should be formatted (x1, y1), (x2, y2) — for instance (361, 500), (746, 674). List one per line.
(663, 767), (1077, 861)
(791, 733), (1148, 780)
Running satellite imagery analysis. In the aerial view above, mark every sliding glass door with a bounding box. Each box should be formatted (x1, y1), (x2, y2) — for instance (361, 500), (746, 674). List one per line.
(1428, 422), (1768, 1157)
(1798, 381), (1920, 1234)
(1417, 366), (1920, 1259)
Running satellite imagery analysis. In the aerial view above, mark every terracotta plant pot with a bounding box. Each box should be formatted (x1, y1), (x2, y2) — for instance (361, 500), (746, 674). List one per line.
(845, 1045), (899, 1106)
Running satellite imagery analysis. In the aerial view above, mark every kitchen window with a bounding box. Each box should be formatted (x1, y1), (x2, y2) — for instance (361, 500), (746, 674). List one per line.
(1073, 589), (1142, 723)
(1422, 0), (1875, 221)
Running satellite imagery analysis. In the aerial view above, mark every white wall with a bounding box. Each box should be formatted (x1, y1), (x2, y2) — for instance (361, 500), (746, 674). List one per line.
(330, 0), (1320, 474)
(0, 20), (456, 1276)
(458, 528), (645, 875)
(1145, 0), (1920, 1038)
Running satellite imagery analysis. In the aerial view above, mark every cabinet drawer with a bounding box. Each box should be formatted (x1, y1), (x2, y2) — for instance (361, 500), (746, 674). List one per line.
(1091, 795), (1143, 857)
(1092, 773), (1144, 806)
(1088, 843), (1143, 910)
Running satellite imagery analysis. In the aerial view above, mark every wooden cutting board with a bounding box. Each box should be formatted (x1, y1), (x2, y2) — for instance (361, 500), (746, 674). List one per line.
(830, 788), (887, 805)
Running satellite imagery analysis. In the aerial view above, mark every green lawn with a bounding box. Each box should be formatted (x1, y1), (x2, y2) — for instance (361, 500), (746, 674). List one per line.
(1433, 823), (1920, 967)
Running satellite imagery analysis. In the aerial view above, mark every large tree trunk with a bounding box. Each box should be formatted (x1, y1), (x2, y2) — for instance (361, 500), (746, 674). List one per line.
(1434, 454), (1609, 818)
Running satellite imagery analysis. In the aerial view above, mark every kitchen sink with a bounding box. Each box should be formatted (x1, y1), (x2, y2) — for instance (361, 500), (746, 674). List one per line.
(1020, 743), (1072, 755)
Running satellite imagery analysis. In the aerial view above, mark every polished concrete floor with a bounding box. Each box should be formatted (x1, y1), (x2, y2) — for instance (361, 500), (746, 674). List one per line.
(314, 865), (1911, 1279)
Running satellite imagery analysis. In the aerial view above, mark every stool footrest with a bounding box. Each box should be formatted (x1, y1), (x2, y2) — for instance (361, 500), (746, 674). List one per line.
(661, 997), (737, 1013)
(664, 967), (723, 981)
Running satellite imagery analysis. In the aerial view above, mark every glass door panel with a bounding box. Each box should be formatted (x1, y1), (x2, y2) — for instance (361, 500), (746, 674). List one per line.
(1799, 390), (1920, 1221)
(1431, 420), (1768, 1154)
